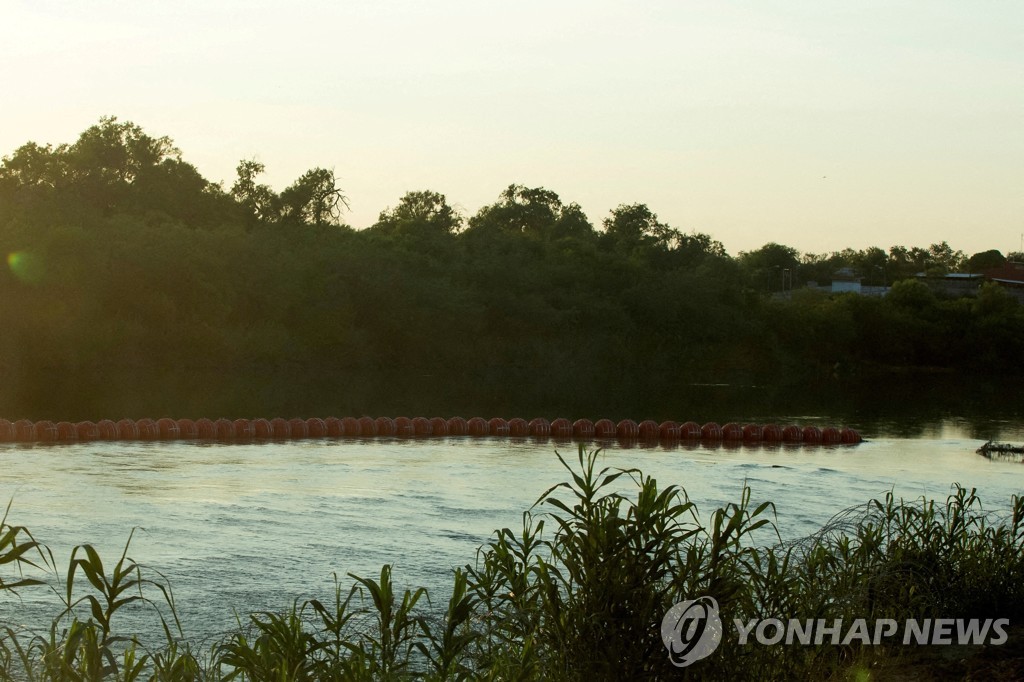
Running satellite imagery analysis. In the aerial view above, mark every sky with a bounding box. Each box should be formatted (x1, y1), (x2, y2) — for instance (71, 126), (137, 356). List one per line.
(2, 0), (1022, 256)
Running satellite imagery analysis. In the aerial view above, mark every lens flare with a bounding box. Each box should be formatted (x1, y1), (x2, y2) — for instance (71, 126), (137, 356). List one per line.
(7, 250), (44, 284)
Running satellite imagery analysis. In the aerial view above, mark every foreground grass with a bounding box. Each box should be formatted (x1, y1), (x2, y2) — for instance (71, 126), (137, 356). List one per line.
(1, 447), (1021, 680)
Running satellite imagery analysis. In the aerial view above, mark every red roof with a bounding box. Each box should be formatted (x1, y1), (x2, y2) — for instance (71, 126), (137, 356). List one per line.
(983, 263), (1024, 285)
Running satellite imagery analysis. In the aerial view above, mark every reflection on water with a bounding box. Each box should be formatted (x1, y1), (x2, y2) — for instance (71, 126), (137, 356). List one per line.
(0, 419), (1022, 645)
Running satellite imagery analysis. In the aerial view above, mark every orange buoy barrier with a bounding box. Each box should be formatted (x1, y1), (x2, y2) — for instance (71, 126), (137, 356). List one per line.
(722, 423), (743, 440)
(137, 418), (159, 440)
(251, 418), (272, 438)
(235, 418), (254, 439)
(32, 421), (57, 442)
(359, 417), (378, 437)
(306, 417), (327, 438)
(802, 426), (822, 443)
(447, 416), (468, 436)
(371, 417), (392, 437)
(195, 418), (217, 439)
(659, 421), (680, 439)
(508, 417), (529, 437)
(528, 417), (550, 437)
(215, 418), (235, 440)
(0, 414), (863, 446)
(488, 417), (509, 436)
(156, 418), (179, 439)
(394, 417), (413, 437)
(55, 421), (77, 441)
(550, 418), (572, 438)
(429, 417), (448, 436)
(412, 417), (433, 437)
(572, 419), (595, 438)
(467, 417), (489, 436)
(680, 422), (702, 439)
(325, 417), (343, 437)
(76, 421), (99, 441)
(115, 419), (138, 440)
(340, 417), (361, 436)
(616, 419), (639, 439)
(701, 422), (723, 440)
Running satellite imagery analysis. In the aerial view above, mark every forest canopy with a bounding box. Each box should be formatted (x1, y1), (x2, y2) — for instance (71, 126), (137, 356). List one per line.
(1, 119), (1022, 420)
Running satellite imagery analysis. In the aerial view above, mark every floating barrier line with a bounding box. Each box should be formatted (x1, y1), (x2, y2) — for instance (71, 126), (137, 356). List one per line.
(0, 417), (862, 445)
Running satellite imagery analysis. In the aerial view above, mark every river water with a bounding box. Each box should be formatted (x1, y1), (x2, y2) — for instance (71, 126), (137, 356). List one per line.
(1, 420), (1022, 647)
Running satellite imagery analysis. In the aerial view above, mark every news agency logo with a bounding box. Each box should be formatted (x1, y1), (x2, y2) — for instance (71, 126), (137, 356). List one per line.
(660, 596), (723, 667)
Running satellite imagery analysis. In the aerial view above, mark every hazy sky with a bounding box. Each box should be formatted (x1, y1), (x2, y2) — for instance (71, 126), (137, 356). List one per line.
(3, 0), (1022, 256)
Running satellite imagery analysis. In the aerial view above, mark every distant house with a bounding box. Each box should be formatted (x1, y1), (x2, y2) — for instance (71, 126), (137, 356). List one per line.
(831, 267), (861, 294)
(915, 272), (984, 298)
(983, 262), (1024, 303)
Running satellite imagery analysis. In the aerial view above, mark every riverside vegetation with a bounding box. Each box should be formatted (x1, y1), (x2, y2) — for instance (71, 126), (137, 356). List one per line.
(3, 119), (1024, 422)
(1, 447), (1022, 680)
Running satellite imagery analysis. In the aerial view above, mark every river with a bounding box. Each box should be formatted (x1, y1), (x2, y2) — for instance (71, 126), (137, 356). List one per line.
(1, 417), (1022, 647)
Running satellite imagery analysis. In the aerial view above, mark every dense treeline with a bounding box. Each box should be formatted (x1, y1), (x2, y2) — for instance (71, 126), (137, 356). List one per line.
(1, 119), (1023, 420)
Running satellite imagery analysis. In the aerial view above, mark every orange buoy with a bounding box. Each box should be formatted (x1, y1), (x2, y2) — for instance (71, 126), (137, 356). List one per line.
(32, 421), (57, 442)
(411, 417), (432, 436)
(268, 418), (290, 438)
(447, 417), (468, 436)
(287, 418), (307, 438)
(306, 417), (327, 438)
(136, 418), (159, 440)
(488, 418), (509, 436)
(393, 417), (413, 437)
(55, 421), (77, 441)
(659, 421), (680, 439)
(616, 419), (639, 439)
(528, 417), (550, 437)
(593, 419), (616, 438)
(75, 421), (99, 441)
(325, 417), (343, 437)
(156, 418), (179, 439)
(802, 426), (822, 443)
(175, 418), (197, 439)
(742, 424), (762, 442)
(722, 423), (744, 440)
(115, 419), (138, 440)
(359, 417), (378, 436)
(467, 417), (489, 436)
(762, 424), (784, 442)
(0, 419), (12, 442)
(572, 418), (595, 438)
(215, 418), (235, 439)
(96, 419), (119, 440)
(550, 418), (572, 437)
(429, 417), (448, 436)
(680, 421), (702, 439)
(14, 419), (35, 442)
(340, 417), (361, 436)
(371, 417), (392, 437)
(251, 418), (273, 438)
(781, 425), (803, 442)
(508, 418), (528, 437)
(234, 418), (254, 438)
(821, 427), (841, 444)
(700, 422), (722, 440)
(196, 418), (218, 439)
(840, 427), (861, 444)
(637, 420), (659, 440)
